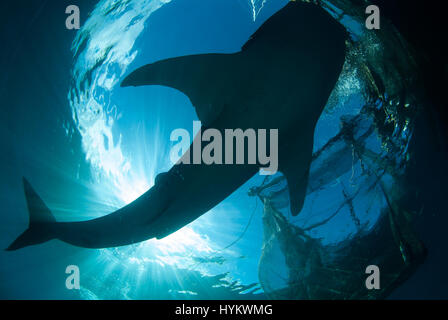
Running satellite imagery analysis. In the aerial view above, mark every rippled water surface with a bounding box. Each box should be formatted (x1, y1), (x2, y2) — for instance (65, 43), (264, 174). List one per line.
(0, 0), (439, 299)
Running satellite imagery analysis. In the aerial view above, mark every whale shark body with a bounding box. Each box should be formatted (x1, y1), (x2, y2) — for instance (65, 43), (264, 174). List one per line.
(7, 2), (347, 250)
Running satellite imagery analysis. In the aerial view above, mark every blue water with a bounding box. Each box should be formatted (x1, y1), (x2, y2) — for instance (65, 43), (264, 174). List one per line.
(0, 0), (290, 300)
(1, 0), (446, 300)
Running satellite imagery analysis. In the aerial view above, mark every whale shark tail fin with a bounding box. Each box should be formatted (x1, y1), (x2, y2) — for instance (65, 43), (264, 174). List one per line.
(6, 178), (56, 251)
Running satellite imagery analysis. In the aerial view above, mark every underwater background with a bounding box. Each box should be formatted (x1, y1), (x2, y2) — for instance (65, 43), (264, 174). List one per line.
(0, 0), (447, 299)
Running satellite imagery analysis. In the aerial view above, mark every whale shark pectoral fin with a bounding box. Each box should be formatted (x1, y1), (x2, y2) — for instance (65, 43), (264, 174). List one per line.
(283, 164), (311, 216)
(121, 53), (234, 125)
(280, 134), (314, 216)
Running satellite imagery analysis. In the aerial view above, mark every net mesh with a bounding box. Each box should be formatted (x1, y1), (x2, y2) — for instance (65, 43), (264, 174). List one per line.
(250, 0), (426, 299)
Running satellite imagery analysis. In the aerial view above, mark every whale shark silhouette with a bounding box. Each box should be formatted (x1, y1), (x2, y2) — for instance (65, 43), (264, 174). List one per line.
(7, 2), (346, 250)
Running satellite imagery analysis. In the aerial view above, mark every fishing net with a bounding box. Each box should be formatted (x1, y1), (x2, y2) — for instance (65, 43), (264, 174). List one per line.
(251, 0), (427, 299)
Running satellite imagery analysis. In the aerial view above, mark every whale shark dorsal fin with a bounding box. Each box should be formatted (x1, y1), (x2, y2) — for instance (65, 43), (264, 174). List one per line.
(121, 53), (234, 125)
(280, 133), (314, 216)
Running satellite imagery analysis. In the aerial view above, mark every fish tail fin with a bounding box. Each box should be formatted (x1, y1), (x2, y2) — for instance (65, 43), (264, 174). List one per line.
(6, 178), (56, 251)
